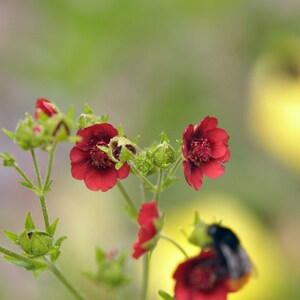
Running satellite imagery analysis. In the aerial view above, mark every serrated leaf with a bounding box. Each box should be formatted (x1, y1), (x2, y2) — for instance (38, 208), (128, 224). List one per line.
(4, 231), (19, 244)
(55, 236), (67, 247)
(2, 128), (16, 140)
(159, 290), (174, 300)
(25, 212), (35, 231)
(47, 218), (59, 237)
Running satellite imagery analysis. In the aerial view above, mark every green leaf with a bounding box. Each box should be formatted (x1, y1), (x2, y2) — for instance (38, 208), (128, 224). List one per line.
(25, 212), (35, 231)
(159, 290), (174, 300)
(3, 231), (19, 244)
(132, 135), (140, 144)
(3, 255), (47, 273)
(2, 128), (16, 140)
(47, 218), (59, 238)
(95, 247), (106, 264)
(0, 152), (15, 166)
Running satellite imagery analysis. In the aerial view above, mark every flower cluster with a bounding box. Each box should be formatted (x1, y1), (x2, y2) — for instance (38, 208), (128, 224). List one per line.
(0, 98), (253, 300)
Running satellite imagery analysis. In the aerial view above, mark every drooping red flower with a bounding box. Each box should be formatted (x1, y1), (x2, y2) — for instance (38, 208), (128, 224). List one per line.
(182, 116), (230, 190)
(35, 98), (57, 119)
(69, 123), (130, 192)
(173, 249), (230, 300)
(132, 201), (159, 259)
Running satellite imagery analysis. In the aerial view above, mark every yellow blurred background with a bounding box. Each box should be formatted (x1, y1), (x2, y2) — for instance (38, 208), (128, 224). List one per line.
(1, 1), (300, 299)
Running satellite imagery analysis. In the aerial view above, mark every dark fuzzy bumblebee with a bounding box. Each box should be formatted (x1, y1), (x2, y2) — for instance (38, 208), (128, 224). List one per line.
(207, 224), (252, 290)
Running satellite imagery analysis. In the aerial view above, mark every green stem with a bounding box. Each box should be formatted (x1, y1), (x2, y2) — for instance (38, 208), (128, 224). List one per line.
(13, 163), (34, 187)
(128, 161), (156, 192)
(162, 153), (182, 187)
(154, 169), (163, 204)
(116, 181), (138, 218)
(0, 245), (47, 268)
(39, 196), (50, 229)
(30, 149), (43, 190)
(44, 143), (57, 190)
(46, 259), (86, 300)
(141, 253), (149, 300)
(160, 234), (189, 259)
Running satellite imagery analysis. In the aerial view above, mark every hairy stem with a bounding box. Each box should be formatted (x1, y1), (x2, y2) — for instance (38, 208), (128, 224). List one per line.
(128, 161), (156, 192)
(117, 181), (138, 218)
(44, 143), (57, 190)
(160, 234), (189, 259)
(154, 169), (163, 204)
(13, 163), (34, 187)
(46, 259), (87, 300)
(30, 149), (43, 190)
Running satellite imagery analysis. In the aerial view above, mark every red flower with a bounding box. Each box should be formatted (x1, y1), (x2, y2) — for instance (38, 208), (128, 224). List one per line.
(132, 201), (159, 259)
(182, 116), (230, 190)
(69, 123), (130, 192)
(173, 249), (229, 300)
(35, 98), (57, 119)
(173, 247), (251, 300)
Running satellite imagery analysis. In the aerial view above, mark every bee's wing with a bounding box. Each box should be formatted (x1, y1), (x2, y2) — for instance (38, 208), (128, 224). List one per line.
(220, 244), (252, 279)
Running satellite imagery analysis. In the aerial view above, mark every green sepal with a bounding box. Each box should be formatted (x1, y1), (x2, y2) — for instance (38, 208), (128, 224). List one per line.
(176, 139), (183, 145)
(160, 132), (169, 143)
(159, 290), (174, 300)
(84, 103), (93, 114)
(47, 218), (59, 238)
(132, 135), (140, 144)
(55, 236), (67, 247)
(25, 212), (35, 231)
(188, 212), (213, 248)
(66, 106), (75, 119)
(101, 114), (109, 123)
(2, 128), (16, 140)
(0, 152), (15, 166)
(3, 231), (19, 244)
(117, 124), (125, 137)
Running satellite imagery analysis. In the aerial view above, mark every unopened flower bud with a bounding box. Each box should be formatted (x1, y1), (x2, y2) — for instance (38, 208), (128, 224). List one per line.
(18, 230), (53, 257)
(152, 142), (175, 169)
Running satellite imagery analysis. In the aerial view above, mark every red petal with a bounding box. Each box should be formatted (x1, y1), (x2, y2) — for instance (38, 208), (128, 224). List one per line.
(219, 149), (230, 163)
(76, 123), (118, 150)
(35, 98), (56, 118)
(174, 281), (192, 300)
(210, 142), (228, 159)
(201, 160), (225, 178)
(206, 128), (229, 143)
(71, 161), (89, 180)
(117, 163), (130, 179)
(69, 146), (89, 163)
(183, 161), (203, 190)
(194, 116), (218, 137)
(132, 241), (146, 259)
(84, 167), (117, 192)
(138, 202), (159, 225)
(182, 124), (194, 158)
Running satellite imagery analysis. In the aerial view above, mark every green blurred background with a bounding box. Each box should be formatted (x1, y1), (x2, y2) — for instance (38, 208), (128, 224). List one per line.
(1, 1), (300, 299)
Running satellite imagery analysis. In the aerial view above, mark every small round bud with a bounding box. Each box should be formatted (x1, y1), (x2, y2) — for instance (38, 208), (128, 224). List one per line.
(152, 142), (175, 169)
(18, 230), (53, 257)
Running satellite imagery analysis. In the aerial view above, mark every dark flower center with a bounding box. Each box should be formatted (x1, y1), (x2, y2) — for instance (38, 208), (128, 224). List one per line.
(90, 142), (113, 169)
(188, 138), (212, 166)
(188, 264), (218, 291)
